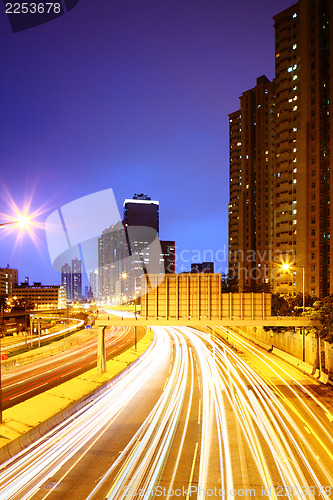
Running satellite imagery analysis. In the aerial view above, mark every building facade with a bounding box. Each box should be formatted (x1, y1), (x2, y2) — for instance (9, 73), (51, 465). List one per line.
(123, 194), (162, 302)
(98, 194), (169, 304)
(160, 241), (176, 274)
(61, 263), (71, 300)
(228, 76), (276, 292)
(0, 266), (18, 297)
(229, 0), (333, 298)
(191, 262), (215, 273)
(71, 258), (82, 300)
(12, 282), (66, 309)
(98, 221), (127, 303)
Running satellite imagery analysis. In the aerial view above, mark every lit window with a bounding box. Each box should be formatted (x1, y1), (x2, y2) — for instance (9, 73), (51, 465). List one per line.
(293, 13), (297, 18)
(293, 43), (297, 49)
(288, 67), (293, 73)
(293, 75), (298, 80)
(293, 106), (298, 111)
(293, 179), (297, 183)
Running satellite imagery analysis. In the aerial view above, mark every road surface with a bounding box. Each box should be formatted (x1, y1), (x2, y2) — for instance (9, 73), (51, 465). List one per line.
(2, 326), (141, 409)
(0, 326), (332, 499)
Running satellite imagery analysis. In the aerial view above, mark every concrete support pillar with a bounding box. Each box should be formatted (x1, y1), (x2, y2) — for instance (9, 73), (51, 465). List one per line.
(97, 326), (107, 374)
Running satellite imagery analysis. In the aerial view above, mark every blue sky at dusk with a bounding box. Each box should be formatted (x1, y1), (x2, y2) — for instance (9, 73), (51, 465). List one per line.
(0, 0), (295, 285)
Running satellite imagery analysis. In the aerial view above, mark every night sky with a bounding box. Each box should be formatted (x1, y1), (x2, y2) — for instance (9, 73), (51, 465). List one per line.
(0, 0), (296, 287)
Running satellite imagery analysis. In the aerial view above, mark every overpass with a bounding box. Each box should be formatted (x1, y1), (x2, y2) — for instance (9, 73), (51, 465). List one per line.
(96, 316), (319, 328)
(100, 277), (319, 328)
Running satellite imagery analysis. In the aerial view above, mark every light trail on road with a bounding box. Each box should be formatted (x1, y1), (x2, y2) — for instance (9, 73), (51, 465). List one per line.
(1, 319), (85, 353)
(0, 326), (332, 499)
(1, 326), (136, 408)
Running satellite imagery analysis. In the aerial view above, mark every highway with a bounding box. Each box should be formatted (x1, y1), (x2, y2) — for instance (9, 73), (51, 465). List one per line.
(0, 318), (85, 354)
(2, 326), (141, 409)
(0, 326), (332, 499)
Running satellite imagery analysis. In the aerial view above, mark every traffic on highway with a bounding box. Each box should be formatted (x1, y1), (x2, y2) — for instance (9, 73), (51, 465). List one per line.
(0, 326), (332, 499)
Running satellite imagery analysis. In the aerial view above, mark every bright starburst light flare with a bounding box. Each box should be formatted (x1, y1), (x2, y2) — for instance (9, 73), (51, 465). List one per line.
(0, 190), (47, 253)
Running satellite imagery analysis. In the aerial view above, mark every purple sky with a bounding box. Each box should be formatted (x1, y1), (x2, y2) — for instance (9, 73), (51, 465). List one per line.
(0, 0), (296, 286)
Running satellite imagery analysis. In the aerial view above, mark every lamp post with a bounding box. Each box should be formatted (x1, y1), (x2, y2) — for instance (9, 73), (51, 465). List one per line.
(281, 263), (306, 362)
(121, 272), (137, 350)
(0, 213), (32, 424)
(0, 299), (5, 424)
(281, 263), (305, 314)
(0, 214), (31, 228)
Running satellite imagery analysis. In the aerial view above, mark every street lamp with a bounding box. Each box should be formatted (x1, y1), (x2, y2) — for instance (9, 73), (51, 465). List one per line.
(281, 263), (305, 314)
(0, 213), (32, 424)
(0, 213), (32, 229)
(280, 262), (306, 363)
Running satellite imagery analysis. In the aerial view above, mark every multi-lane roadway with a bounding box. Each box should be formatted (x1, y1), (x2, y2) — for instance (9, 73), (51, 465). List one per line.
(2, 325), (141, 409)
(0, 326), (332, 499)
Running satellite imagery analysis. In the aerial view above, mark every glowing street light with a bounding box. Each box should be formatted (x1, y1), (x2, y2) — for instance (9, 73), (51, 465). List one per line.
(0, 211), (32, 424)
(280, 262), (305, 313)
(0, 213), (32, 229)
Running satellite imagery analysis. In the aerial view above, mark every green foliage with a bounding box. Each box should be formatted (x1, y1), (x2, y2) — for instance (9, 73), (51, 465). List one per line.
(271, 293), (318, 316)
(10, 297), (35, 311)
(307, 295), (333, 341)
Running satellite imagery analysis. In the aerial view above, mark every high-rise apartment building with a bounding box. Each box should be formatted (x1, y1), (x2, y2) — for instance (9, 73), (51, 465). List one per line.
(61, 263), (71, 300)
(71, 258), (82, 300)
(228, 0), (332, 298)
(228, 76), (276, 291)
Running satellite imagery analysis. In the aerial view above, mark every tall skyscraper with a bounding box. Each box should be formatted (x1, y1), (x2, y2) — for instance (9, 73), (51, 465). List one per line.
(71, 258), (82, 300)
(228, 0), (332, 299)
(123, 193), (159, 233)
(123, 194), (161, 300)
(98, 194), (170, 303)
(98, 221), (127, 302)
(61, 263), (71, 300)
(160, 241), (176, 274)
(89, 269), (99, 301)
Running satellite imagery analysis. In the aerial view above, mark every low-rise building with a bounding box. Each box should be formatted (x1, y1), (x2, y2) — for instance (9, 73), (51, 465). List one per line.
(12, 282), (66, 309)
(0, 266), (18, 297)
